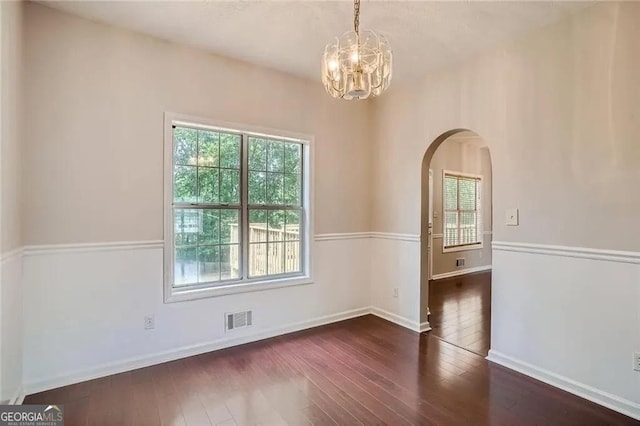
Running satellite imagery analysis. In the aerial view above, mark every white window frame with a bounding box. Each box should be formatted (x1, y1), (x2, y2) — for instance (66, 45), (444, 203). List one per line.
(164, 112), (314, 303)
(442, 170), (483, 253)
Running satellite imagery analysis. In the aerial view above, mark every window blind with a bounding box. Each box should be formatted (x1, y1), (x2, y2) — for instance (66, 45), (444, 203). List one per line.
(443, 173), (481, 248)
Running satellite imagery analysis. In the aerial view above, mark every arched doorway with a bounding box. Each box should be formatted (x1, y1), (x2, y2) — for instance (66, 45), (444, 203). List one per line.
(420, 130), (493, 355)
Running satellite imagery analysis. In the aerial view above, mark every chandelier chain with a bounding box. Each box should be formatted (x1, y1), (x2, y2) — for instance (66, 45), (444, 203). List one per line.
(353, 0), (360, 35)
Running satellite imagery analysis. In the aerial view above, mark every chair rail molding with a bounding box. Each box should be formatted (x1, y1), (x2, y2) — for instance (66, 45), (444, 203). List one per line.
(492, 241), (640, 264)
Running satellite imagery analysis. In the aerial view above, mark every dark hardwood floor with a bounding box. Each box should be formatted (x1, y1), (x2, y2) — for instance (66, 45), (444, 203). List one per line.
(25, 315), (636, 425)
(429, 271), (491, 356)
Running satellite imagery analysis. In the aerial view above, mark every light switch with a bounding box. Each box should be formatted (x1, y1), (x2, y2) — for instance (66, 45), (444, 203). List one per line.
(506, 208), (519, 226)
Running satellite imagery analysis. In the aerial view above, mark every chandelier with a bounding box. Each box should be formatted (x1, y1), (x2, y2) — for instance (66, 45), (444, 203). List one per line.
(321, 0), (392, 100)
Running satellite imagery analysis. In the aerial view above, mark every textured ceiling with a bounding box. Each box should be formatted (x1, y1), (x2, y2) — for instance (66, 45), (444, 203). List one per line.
(41, 1), (591, 83)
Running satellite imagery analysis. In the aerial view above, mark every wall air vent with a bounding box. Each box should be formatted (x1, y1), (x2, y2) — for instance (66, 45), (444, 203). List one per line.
(226, 310), (253, 331)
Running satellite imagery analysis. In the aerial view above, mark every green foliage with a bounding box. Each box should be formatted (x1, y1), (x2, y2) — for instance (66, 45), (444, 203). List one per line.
(247, 137), (301, 228)
(173, 128), (301, 213)
(174, 127), (197, 166)
(173, 127), (241, 204)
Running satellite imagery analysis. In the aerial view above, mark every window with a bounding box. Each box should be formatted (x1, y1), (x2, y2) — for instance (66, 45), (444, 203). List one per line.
(443, 172), (482, 251)
(165, 114), (311, 302)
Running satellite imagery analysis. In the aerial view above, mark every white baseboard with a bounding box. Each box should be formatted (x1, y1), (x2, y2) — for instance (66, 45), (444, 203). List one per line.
(431, 265), (492, 281)
(369, 306), (427, 333)
(419, 321), (432, 332)
(24, 305), (431, 395)
(28, 306), (640, 422)
(24, 307), (370, 395)
(9, 387), (25, 405)
(487, 350), (640, 421)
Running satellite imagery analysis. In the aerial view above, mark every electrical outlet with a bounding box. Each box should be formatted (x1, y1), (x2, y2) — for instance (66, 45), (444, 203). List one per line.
(456, 258), (465, 267)
(634, 352), (640, 372)
(393, 288), (399, 298)
(144, 315), (155, 330)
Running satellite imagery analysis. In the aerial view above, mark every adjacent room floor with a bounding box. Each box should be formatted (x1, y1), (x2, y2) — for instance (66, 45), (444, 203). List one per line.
(25, 315), (634, 425)
(429, 270), (492, 356)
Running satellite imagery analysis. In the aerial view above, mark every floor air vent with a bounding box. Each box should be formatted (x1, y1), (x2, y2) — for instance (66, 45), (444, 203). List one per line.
(226, 310), (252, 331)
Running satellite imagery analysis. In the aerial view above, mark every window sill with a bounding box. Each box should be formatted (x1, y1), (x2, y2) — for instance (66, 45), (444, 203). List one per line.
(165, 275), (313, 303)
(442, 243), (483, 253)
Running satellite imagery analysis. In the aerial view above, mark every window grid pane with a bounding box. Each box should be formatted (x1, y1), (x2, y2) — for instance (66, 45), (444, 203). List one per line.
(173, 208), (240, 286)
(249, 138), (302, 208)
(247, 208), (302, 278)
(268, 241), (285, 275)
(174, 127), (198, 166)
(220, 244), (241, 280)
(285, 241), (301, 273)
(174, 166), (197, 203)
(246, 137), (303, 279)
(249, 243), (268, 277)
(198, 245), (220, 283)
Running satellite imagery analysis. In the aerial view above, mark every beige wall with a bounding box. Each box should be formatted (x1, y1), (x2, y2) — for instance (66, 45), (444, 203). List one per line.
(1, 0), (23, 254)
(370, 3), (640, 410)
(19, 3), (375, 392)
(372, 2), (640, 252)
(429, 133), (492, 277)
(12, 1), (640, 412)
(0, 0), (24, 403)
(22, 2), (373, 246)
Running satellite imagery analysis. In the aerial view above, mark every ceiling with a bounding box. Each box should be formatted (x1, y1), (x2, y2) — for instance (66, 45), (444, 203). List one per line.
(42, 1), (591, 83)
